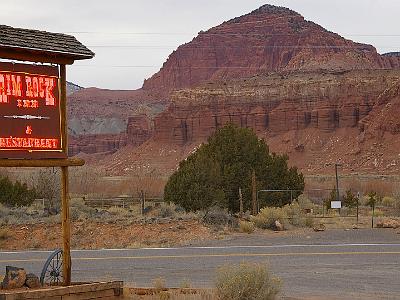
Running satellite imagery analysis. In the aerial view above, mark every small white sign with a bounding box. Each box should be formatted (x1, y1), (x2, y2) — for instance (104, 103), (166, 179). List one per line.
(331, 201), (342, 209)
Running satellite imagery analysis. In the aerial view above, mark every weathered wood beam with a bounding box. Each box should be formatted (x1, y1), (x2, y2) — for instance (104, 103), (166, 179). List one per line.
(0, 157), (85, 167)
(0, 49), (75, 65)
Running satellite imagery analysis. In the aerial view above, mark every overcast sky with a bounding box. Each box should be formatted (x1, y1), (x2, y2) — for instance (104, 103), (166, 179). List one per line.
(1, 0), (399, 90)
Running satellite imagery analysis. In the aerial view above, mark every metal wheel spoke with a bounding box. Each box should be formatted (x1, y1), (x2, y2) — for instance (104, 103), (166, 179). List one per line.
(40, 249), (63, 286)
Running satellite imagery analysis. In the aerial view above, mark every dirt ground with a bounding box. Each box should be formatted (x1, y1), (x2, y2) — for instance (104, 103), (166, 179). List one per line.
(0, 220), (218, 251)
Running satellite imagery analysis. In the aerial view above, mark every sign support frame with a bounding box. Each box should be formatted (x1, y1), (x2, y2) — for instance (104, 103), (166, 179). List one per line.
(60, 64), (71, 286)
(0, 25), (94, 287)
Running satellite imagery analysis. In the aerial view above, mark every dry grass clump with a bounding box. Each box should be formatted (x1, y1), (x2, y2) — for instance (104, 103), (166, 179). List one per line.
(107, 206), (131, 217)
(202, 208), (236, 227)
(70, 198), (97, 221)
(0, 228), (8, 240)
(157, 203), (176, 218)
(152, 277), (167, 290)
(251, 198), (314, 230)
(284, 202), (314, 228)
(251, 207), (288, 230)
(239, 221), (255, 234)
(215, 262), (281, 300)
(370, 209), (385, 217)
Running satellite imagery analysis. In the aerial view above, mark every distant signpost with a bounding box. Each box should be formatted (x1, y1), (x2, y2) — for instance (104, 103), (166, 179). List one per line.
(331, 201), (342, 209)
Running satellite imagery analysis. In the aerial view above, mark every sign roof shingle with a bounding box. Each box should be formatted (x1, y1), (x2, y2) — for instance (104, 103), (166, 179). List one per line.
(0, 25), (94, 60)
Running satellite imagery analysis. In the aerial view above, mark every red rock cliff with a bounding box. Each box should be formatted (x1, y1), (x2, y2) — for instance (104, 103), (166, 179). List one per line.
(153, 70), (400, 145)
(143, 4), (392, 98)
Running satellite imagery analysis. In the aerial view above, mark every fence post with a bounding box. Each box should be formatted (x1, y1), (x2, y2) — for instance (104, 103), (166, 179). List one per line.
(251, 170), (257, 215)
(141, 190), (145, 215)
(239, 187), (243, 216)
(371, 202), (375, 228)
(356, 192), (359, 224)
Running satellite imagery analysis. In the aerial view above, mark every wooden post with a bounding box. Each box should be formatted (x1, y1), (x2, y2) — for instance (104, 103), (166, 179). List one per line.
(251, 170), (257, 215)
(239, 187), (243, 216)
(141, 190), (145, 215)
(60, 64), (71, 286)
(61, 166), (71, 285)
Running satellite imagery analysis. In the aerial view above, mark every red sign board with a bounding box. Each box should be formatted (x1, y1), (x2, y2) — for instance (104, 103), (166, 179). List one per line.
(0, 62), (66, 159)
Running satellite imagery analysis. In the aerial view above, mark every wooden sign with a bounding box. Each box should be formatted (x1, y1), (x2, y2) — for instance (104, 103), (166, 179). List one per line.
(0, 62), (65, 159)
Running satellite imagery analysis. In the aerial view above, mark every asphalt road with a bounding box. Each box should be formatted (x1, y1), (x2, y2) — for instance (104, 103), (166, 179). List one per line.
(1, 229), (399, 299)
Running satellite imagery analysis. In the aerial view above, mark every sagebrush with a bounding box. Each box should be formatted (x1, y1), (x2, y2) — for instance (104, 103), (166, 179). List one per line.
(215, 262), (281, 300)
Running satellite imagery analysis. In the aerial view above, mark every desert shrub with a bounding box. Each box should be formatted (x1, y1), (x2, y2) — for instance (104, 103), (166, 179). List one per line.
(107, 206), (131, 218)
(297, 194), (314, 210)
(283, 202), (314, 228)
(0, 176), (36, 207)
(239, 221), (255, 234)
(152, 277), (166, 290)
(34, 169), (60, 211)
(251, 207), (288, 230)
(157, 203), (176, 218)
(0, 203), (10, 218)
(382, 196), (396, 207)
(0, 228), (8, 240)
(202, 208), (235, 226)
(70, 198), (97, 221)
(179, 279), (192, 289)
(370, 209), (385, 217)
(215, 262), (281, 300)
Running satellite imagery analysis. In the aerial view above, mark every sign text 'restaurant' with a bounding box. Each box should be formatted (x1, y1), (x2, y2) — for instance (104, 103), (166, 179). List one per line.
(0, 62), (65, 159)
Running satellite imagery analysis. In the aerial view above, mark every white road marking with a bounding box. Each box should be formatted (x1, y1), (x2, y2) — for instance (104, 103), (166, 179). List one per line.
(1, 243), (400, 255)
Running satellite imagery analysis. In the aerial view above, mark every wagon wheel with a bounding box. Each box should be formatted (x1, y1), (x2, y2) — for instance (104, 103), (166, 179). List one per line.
(40, 249), (63, 286)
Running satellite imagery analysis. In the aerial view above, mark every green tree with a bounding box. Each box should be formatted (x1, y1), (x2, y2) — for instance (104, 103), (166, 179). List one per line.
(164, 124), (305, 212)
(366, 191), (379, 209)
(342, 189), (358, 209)
(324, 188), (337, 210)
(0, 176), (36, 207)
(164, 150), (225, 211)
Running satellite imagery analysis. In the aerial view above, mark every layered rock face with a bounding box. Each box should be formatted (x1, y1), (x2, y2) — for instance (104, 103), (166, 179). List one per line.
(69, 114), (152, 155)
(69, 133), (127, 156)
(153, 70), (400, 145)
(382, 52), (400, 69)
(67, 88), (161, 155)
(143, 4), (393, 98)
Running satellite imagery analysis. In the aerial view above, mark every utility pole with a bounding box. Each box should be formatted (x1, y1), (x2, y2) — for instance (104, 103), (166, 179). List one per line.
(252, 170), (257, 215)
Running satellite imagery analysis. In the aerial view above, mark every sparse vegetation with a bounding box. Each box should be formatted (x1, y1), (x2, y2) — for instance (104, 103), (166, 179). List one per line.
(381, 196), (396, 208)
(179, 279), (192, 289)
(158, 203), (176, 218)
(284, 201), (314, 228)
(153, 277), (167, 291)
(239, 221), (255, 234)
(251, 207), (288, 230)
(215, 262), (281, 300)
(0, 228), (8, 240)
(251, 198), (315, 230)
(202, 208), (236, 227)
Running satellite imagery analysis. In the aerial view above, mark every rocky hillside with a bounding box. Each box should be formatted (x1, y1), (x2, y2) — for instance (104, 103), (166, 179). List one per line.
(69, 4), (400, 176)
(153, 70), (400, 144)
(66, 81), (83, 95)
(142, 4), (397, 98)
(100, 70), (400, 175)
